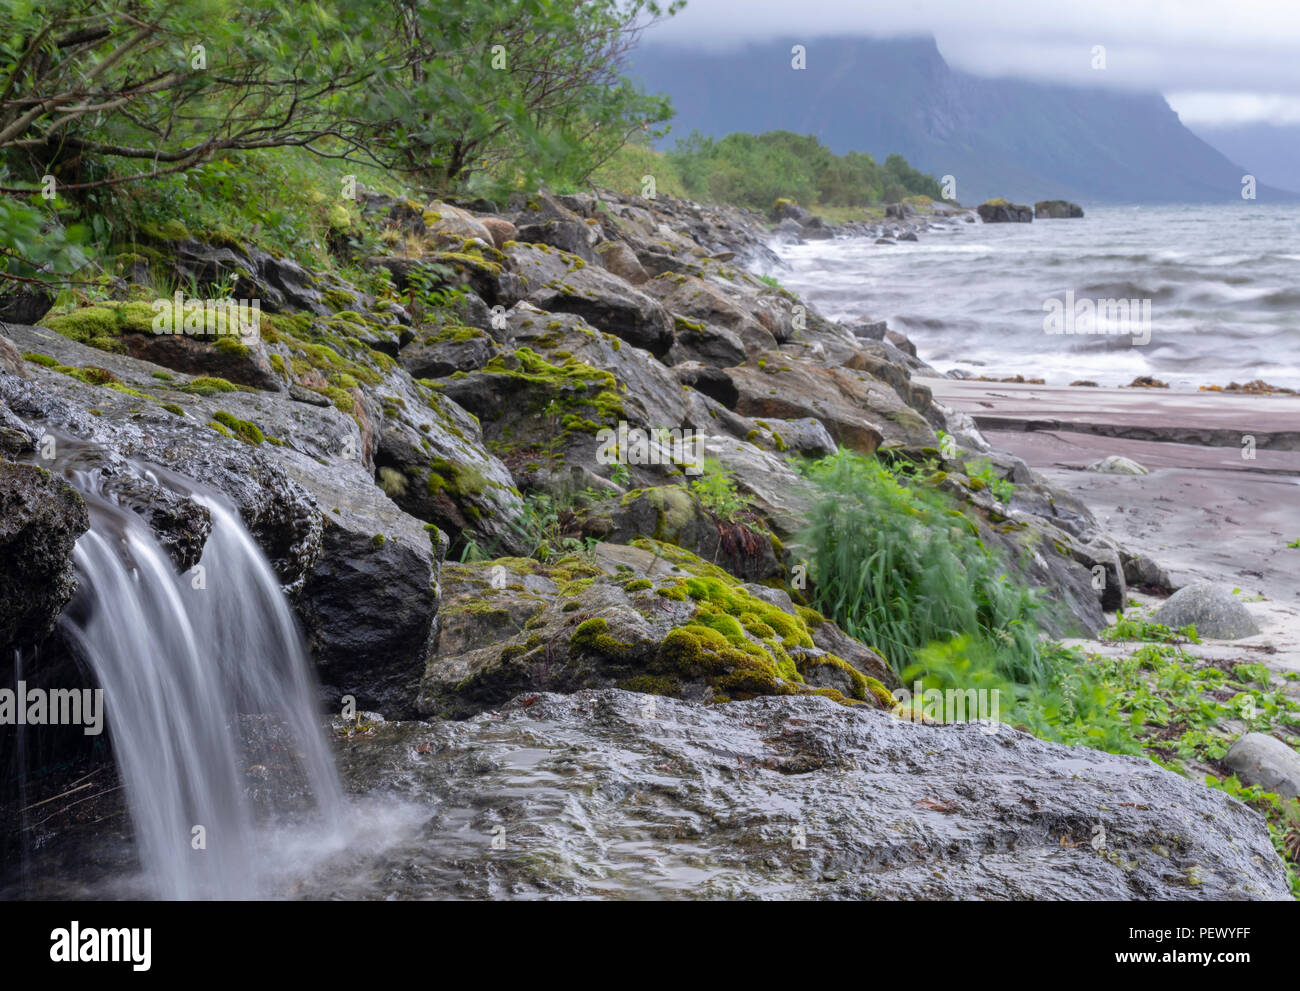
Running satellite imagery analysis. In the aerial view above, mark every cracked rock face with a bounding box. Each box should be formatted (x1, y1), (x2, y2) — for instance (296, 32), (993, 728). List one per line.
(321, 689), (1292, 900)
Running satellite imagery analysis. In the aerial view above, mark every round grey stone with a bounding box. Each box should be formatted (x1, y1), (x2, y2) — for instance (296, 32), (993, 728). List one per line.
(1224, 733), (1300, 800)
(1151, 582), (1260, 639)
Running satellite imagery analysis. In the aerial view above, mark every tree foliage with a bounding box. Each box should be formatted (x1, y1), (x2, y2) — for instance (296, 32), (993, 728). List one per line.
(0, 0), (679, 290)
(667, 130), (943, 210)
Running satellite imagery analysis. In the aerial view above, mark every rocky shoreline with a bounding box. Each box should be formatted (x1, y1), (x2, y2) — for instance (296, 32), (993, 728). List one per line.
(1, 188), (1296, 900)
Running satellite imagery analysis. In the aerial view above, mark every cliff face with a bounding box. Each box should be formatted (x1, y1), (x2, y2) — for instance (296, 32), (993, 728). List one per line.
(628, 35), (1300, 204)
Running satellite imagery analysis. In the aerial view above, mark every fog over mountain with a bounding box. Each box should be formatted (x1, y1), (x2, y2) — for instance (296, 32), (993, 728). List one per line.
(628, 36), (1300, 205)
(1188, 122), (1300, 194)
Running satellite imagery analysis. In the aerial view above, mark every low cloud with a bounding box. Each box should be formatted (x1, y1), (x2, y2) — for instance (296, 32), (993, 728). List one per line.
(1167, 91), (1300, 126)
(644, 0), (1300, 123)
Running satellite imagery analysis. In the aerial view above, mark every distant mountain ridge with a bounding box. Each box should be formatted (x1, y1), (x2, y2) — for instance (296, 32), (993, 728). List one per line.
(628, 35), (1299, 205)
(1189, 122), (1300, 195)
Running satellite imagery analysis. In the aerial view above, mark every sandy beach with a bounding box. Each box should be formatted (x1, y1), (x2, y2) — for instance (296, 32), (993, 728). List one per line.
(926, 377), (1300, 676)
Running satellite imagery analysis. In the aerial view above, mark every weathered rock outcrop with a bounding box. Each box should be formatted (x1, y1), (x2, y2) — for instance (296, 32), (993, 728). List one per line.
(1, 324), (442, 716)
(329, 689), (1293, 900)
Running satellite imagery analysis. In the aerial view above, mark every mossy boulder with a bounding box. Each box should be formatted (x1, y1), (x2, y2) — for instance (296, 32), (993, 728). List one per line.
(516, 218), (599, 264)
(723, 352), (918, 453)
(419, 543), (897, 718)
(580, 485), (783, 582)
(522, 259), (675, 358)
(399, 324), (498, 379)
(370, 369), (526, 557)
(424, 200), (495, 247)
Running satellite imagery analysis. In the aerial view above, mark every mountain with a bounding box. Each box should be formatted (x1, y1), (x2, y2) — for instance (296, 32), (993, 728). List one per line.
(1189, 122), (1300, 195)
(627, 35), (1300, 205)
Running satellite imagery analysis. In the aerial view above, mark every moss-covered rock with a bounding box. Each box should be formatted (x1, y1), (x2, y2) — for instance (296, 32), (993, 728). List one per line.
(419, 543), (897, 718)
(579, 484), (783, 583)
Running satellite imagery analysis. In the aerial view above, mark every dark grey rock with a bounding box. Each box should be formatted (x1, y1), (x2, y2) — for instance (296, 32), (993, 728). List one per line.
(978, 201), (1034, 223)
(0, 460), (89, 653)
(323, 689), (1292, 900)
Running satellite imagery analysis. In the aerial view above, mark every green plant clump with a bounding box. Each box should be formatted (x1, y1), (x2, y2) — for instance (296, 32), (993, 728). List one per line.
(801, 450), (1042, 685)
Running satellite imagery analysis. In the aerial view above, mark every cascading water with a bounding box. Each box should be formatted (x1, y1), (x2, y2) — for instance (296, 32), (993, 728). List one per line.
(59, 464), (345, 899)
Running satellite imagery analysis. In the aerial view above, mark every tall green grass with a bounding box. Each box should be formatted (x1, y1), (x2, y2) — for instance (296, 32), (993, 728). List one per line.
(800, 451), (1046, 686)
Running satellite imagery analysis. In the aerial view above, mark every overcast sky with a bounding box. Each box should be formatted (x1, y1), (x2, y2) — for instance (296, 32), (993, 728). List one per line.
(643, 0), (1300, 127)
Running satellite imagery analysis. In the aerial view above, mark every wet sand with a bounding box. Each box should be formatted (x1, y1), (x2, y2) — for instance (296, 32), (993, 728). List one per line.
(922, 378), (1300, 674)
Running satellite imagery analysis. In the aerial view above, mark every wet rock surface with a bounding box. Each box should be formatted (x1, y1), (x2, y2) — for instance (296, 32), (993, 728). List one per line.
(320, 689), (1292, 900)
(0, 460), (89, 653)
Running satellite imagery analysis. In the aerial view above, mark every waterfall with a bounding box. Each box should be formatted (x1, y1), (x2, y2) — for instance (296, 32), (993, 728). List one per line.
(59, 465), (344, 899)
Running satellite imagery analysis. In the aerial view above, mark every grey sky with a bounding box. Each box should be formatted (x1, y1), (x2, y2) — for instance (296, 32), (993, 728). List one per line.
(643, 0), (1300, 125)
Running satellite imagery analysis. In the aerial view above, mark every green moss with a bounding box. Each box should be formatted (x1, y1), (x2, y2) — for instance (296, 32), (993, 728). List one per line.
(43, 302), (156, 343)
(432, 248), (504, 276)
(106, 382), (148, 398)
(477, 347), (625, 436)
(426, 457), (488, 500)
(322, 287), (355, 312)
(795, 605), (825, 629)
(161, 403), (185, 416)
(617, 674), (681, 696)
(622, 579), (652, 592)
(569, 617), (634, 658)
(88, 335), (127, 354)
(863, 676), (898, 709)
(180, 375), (243, 396)
(372, 534), (386, 548)
(560, 577), (596, 597)
(213, 336), (250, 358)
(429, 325), (487, 344)
(20, 352), (58, 367)
(212, 410), (265, 446)
(143, 218), (191, 241)
(795, 653), (872, 701)
(315, 385), (356, 413)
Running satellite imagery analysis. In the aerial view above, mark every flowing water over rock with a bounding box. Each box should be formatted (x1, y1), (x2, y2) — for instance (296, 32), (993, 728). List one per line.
(56, 463), (346, 899)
